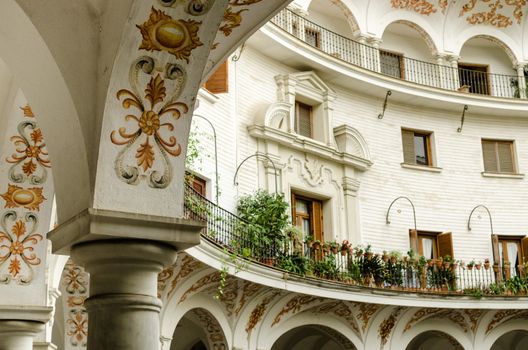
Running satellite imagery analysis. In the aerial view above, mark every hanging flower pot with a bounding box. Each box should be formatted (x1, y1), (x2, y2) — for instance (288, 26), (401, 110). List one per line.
(340, 249), (348, 256)
(312, 241), (321, 250)
(366, 252), (373, 261)
(484, 260), (490, 270)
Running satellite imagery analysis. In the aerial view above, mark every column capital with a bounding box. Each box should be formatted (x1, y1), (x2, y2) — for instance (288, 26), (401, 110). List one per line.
(48, 208), (205, 255)
(342, 177), (361, 196)
(367, 37), (383, 48)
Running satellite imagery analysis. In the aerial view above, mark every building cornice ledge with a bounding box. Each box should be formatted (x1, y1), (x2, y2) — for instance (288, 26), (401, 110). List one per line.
(248, 124), (372, 171)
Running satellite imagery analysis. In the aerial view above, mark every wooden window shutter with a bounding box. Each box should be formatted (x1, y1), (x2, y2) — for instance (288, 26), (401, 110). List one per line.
(312, 201), (323, 242)
(521, 236), (528, 266)
(295, 102), (312, 137)
(497, 142), (514, 173)
(204, 61), (228, 93)
(491, 234), (500, 265)
(482, 140), (498, 172)
(402, 130), (415, 164)
(437, 232), (454, 259)
(409, 229), (419, 255)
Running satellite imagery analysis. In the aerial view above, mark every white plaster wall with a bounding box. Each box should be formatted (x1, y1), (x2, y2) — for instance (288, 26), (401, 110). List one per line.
(306, 7), (355, 39)
(380, 27), (433, 63)
(193, 44), (528, 265)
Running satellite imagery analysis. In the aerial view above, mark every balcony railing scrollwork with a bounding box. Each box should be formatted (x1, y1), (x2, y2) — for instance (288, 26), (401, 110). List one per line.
(270, 9), (525, 99)
(184, 184), (528, 297)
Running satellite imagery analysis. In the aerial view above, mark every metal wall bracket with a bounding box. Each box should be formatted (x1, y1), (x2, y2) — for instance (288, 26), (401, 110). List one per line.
(378, 90), (392, 119)
(457, 105), (469, 133)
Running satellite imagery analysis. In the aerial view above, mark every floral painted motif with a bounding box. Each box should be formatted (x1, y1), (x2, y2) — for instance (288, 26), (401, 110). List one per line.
(61, 260), (89, 349)
(6, 121), (50, 185)
(0, 211), (43, 284)
(379, 307), (405, 348)
(229, 0), (262, 5)
(20, 105), (35, 118)
(67, 309), (88, 347)
(1, 184), (45, 211)
(137, 7), (203, 63)
(220, 7), (248, 36)
(111, 56), (188, 188)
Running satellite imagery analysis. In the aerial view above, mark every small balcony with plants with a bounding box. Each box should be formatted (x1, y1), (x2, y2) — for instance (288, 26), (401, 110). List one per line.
(184, 184), (528, 299)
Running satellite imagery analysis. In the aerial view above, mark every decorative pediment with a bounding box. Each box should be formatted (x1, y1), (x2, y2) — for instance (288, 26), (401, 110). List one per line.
(259, 102), (292, 131)
(275, 71), (337, 103)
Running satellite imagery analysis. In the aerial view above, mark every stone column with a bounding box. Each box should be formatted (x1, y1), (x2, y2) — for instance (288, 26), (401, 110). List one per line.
(367, 37), (382, 73)
(448, 55), (461, 91)
(0, 307), (51, 350)
(0, 321), (44, 350)
(48, 209), (204, 350)
(516, 64), (527, 99)
(434, 53), (447, 89)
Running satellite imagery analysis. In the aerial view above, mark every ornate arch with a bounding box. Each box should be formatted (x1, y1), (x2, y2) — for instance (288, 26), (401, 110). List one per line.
(453, 29), (522, 65)
(0, 1), (90, 222)
(374, 10), (442, 55)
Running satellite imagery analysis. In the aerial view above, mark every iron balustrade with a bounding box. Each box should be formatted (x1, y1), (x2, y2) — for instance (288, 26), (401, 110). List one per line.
(270, 9), (523, 99)
(184, 183), (523, 295)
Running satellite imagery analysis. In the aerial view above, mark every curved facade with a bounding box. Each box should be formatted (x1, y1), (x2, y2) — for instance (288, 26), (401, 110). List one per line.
(1, 1), (528, 350)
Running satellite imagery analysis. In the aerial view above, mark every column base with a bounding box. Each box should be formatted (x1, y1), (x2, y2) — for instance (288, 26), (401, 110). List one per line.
(33, 342), (57, 350)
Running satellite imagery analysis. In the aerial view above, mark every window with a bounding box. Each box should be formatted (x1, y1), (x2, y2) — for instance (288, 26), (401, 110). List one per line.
(304, 27), (321, 48)
(380, 50), (404, 79)
(188, 173), (207, 196)
(402, 129), (433, 166)
(492, 235), (528, 278)
(481, 139), (516, 174)
(204, 60), (228, 94)
(295, 101), (313, 138)
(410, 230), (453, 260)
(292, 193), (323, 244)
(458, 63), (490, 95)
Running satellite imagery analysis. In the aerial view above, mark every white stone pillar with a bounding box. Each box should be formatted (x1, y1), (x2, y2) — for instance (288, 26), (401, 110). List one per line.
(516, 64), (527, 99)
(0, 320), (44, 350)
(367, 37), (382, 73)
(48, 209), (204, 350)
(448, 55), (460, 91)
(434, 54), (447, 89)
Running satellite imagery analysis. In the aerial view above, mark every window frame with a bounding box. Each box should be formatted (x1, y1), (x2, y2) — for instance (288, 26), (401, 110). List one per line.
(291, 193), (323, 243)
(401, 128), (434, 167)
(481, 139), (517, 174)
(410, 230), (454, 260)
(494, 235), (526, 279)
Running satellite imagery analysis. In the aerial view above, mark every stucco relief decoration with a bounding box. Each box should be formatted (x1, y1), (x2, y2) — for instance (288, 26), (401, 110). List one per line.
(192, 308), (228, 350)
(111, 56), (188, 188)
(61, 261), (89, 348)
(165, 254), (204, 299)
(6, 121), (50, 185)
(357, 303), (383, 332)
(460, 0), (527, 28)
(137, 7), (203, 62)
(390, 0), (438, 15)
(271, 295), (325, 326)
(0, 211), (43, 284)
(245, 291), (281, 333)
(379, 307), (405, 348)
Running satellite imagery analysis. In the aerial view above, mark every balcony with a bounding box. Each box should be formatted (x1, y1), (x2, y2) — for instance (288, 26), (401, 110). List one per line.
(269, 9), (525, 100)
(184, 184), (528, 299)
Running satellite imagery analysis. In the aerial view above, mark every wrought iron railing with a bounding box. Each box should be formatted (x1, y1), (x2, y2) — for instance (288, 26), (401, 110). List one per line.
(270, 9), (523, 99)
(184, 183), (526, 296)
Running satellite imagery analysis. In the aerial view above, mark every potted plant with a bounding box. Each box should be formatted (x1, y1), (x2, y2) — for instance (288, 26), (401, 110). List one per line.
(435, 257), (443, 269)
(382, 250), (389, 263)
(322, 242), (331, 253)
(443, 255), (452, 269)
(389, 251), (401, 264)
(364, 245), (373, 261)
(467, 260), (475, 271)
(340, 240), (350, 256)
(305, 235), (314, 248)
(458, 84), (470, 93)
(329, 241), (340, 254)
(312, 239), (321, 250)
(493, 263), (499, 273)
(484, 258), (490, 270)
(475, 261), (482, 270)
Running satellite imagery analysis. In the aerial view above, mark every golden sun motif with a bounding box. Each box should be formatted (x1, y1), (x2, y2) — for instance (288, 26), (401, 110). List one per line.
(137, 7), (203, 62)
(1, 184), (45, 211)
